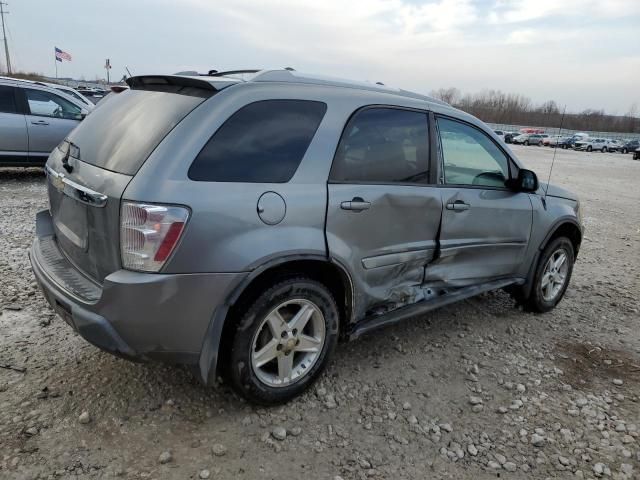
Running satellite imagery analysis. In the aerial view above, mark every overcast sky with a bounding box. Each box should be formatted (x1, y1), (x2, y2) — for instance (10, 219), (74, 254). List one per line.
(5, 0), (639, 114)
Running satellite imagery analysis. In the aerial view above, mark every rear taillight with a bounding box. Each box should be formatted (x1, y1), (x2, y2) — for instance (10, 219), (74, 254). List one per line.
(120, 202), (189, 272)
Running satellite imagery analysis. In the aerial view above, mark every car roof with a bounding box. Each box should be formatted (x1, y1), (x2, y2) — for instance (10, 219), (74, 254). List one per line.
(132, 69), (452, 110)
(0, 77), (89, 109)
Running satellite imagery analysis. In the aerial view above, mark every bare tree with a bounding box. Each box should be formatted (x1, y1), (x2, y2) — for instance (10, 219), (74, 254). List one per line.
(430, 87), (640, 134)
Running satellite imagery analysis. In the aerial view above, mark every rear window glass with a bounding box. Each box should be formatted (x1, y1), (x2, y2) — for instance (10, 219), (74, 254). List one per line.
(188, 100), (327, 183)
(67, 89), (207, 175)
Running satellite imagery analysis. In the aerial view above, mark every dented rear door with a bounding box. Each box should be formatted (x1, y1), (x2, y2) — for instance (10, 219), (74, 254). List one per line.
(325, 106), (442, 320)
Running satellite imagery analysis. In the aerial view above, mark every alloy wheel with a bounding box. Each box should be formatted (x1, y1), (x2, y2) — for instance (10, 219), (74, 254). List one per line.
(251, 299), (326, 388)
(540, 249), (569, 302)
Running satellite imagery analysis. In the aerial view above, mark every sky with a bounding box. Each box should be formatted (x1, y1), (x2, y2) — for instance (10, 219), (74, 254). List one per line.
(3, 0), (639, 114)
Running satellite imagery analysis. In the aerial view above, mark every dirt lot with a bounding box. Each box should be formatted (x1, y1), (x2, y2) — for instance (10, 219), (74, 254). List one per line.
(1, 146), (639, 480)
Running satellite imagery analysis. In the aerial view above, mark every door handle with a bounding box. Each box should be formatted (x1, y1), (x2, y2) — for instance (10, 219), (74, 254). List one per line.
(31, 120), (49, 126)
(341, 197), (371, 211)
(446, 200), (470, 211)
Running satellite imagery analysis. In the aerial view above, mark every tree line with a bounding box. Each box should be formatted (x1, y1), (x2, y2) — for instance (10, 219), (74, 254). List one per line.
(430, 88), (639, 134)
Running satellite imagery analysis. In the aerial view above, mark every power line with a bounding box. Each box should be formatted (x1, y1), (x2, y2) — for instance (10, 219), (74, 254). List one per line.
(0, 2), (10, 74)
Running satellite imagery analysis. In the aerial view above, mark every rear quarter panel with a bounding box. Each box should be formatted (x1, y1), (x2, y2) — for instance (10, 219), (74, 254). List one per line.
(123, 84), (351, 273)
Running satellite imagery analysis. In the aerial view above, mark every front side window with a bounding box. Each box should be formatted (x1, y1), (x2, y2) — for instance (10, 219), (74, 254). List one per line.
(189, 100), (327, 183)
(25, 88), (82, 120)
(0, 85), (17, 114)
(330, 107), (429, 183)
(437, 116), (509, 188)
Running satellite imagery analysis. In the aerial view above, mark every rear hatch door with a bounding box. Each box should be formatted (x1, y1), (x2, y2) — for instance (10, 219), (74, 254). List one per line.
(46, 76), (225, 283)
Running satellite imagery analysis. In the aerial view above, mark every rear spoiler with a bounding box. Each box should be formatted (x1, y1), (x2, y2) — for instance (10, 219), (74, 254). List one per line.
(125, 75), (222, 97)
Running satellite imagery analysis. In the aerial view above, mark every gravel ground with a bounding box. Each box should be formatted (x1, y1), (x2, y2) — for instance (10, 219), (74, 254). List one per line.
(1, 146), (639, 480)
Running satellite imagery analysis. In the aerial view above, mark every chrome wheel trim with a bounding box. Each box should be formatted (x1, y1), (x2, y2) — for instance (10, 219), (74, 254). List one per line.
(540, 248), (569, 302)
(251, 299), (326, 388)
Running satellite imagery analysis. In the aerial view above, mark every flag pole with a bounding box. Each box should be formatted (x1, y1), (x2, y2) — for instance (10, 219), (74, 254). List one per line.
(54, 48), (57, 79)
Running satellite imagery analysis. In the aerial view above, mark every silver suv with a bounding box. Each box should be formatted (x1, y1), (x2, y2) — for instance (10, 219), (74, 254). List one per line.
(0, 77), (90, 166)
(30, 70), (583, 404)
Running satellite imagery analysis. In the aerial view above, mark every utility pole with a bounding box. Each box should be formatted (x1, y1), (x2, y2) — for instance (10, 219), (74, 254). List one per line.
(0, 2), (11, 75)
(105, 58), (111, 84)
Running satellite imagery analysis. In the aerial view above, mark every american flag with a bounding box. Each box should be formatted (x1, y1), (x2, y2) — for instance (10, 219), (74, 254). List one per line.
(55, 47), (72, 62)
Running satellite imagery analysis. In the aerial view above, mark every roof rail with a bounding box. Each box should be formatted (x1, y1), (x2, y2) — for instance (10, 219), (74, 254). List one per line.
(207, 69), (261, 77)
(250, 70), (450, 106)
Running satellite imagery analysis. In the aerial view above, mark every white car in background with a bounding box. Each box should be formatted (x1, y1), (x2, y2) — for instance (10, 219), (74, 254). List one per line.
(574, 138), (614, 152)
(544, 134), (563, 146)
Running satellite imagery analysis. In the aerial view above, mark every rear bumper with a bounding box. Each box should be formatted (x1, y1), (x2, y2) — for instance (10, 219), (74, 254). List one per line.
(30, 210), (246, 370)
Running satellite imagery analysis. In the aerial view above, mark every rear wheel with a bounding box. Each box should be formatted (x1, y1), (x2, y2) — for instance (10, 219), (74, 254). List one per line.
(602, 146), (607, 153)
(226, 277), (339, 404)
(524, 140), (529, 146)
(587, 146), (592, 152)
(622, 148), (628, 154)
(523, 237), (574, 313)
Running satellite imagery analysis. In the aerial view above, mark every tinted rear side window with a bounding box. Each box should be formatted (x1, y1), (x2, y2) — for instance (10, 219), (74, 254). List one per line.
(330, 107), (430, 183)
(67, 89), (207, 175)
(188, 100), (327, 183)
(0, 85), (17, 114)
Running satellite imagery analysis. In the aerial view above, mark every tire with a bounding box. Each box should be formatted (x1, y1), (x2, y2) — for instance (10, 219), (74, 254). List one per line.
(226, 277), (339, 404)
(622, 148), (627, 154)
(602, 147), (607, 153)
(587, 146), (592, 152)
(524, 140), (529, 146)
(523, 237), (575, 313)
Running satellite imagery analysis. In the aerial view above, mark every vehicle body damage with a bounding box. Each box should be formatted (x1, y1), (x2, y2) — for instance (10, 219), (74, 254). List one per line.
(330, 178), (580, 334)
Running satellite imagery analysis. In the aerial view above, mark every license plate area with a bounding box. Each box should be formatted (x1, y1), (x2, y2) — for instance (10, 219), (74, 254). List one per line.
(53, 194), (88, 250)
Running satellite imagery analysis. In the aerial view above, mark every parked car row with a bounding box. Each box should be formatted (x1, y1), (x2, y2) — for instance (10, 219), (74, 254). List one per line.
(498, 128), (640, 157)
(0, 77), (126, 166)
(0, 77), (91, 166)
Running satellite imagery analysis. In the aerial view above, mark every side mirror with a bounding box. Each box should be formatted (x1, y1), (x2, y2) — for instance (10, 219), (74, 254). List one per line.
(80, 109), (88, 119)
(507, 168), (538, 192)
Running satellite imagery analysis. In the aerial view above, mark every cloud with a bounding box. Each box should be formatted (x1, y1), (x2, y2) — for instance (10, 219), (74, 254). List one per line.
(489, 0), (640, 24)
(13, 0), (640, 112)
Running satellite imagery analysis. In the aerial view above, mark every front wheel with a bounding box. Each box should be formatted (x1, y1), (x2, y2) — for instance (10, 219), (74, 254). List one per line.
(524, 140), (530, 146)
(524, 237), (574, 313)
(587, 146), (592, 152)
(226, 277), (339, 404)
(622, 148), (628, 154)
(602, 147), (607, 153)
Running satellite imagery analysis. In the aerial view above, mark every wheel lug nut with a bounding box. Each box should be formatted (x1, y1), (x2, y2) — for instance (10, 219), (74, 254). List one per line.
(281, 331), (287, 338)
